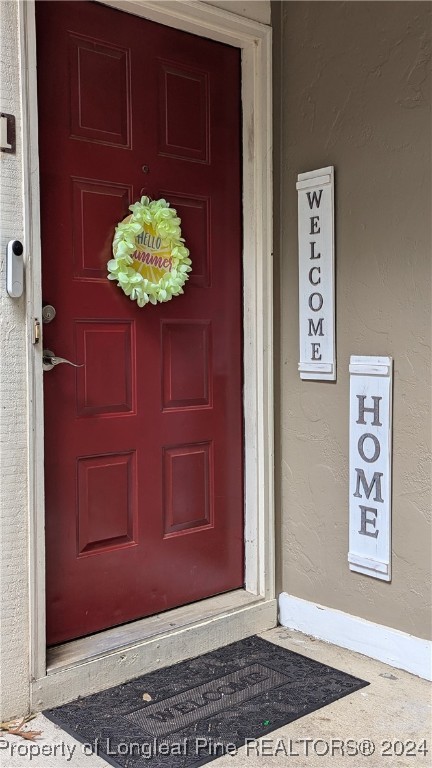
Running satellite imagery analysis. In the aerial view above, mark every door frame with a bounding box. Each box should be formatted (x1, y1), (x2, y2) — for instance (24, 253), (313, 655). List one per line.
(21, 0), (275, 709)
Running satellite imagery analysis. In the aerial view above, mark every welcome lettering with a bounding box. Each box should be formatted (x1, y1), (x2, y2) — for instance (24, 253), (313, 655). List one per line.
(306, 189), (324, 361)
(297, 167), (335, 380)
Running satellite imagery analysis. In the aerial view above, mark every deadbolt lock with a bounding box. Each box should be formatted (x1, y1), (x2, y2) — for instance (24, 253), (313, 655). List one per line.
(42, 304), (56, 324)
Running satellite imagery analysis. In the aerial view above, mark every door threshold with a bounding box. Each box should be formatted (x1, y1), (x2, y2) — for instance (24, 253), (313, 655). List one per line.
(47, 590), (269, 673)
(33, 590), (277, 712)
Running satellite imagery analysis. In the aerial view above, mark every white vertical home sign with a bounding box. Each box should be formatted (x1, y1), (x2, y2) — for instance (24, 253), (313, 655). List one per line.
(349, 356), (393, 581)
(297, 166), (335, 380)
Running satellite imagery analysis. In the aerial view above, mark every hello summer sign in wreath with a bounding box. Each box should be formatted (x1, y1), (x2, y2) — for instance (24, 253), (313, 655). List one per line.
(108, 197), (192, 307)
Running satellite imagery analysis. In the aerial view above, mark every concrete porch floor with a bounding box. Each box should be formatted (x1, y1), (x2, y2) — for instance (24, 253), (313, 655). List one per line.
(1, 627), (430, 767)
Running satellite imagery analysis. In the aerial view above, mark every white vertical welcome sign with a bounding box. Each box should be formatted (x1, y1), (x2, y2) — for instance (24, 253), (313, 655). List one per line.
(349, 356), (393, 581)
(297, 167), (335, 380)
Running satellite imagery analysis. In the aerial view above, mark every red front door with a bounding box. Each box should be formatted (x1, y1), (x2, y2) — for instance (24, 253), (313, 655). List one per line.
(36, 0), (243, 645)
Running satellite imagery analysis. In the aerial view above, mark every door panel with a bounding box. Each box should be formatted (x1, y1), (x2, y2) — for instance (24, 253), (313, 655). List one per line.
(36, 0), (243, 645)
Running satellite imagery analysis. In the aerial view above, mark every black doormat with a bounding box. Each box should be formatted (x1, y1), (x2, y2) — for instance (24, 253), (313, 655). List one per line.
(45, 636), (368, 768)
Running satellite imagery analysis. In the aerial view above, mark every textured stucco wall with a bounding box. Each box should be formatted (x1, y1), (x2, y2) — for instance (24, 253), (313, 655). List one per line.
(0, 0), (31, 719)
(205, 0), (270, 25)
(274, 1), (431, 640)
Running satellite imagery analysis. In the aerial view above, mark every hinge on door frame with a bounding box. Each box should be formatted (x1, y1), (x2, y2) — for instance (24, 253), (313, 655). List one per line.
(32, 318), (41, 344)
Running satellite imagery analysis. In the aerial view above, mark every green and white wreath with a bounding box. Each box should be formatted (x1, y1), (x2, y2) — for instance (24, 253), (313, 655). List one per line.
(107, 196), (192, 307)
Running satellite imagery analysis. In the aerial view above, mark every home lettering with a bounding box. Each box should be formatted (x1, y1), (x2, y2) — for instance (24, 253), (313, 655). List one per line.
(355, 395), (383, 539)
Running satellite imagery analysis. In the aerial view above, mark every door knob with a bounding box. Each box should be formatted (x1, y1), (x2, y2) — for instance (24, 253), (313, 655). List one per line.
(43, 349), (84, 372)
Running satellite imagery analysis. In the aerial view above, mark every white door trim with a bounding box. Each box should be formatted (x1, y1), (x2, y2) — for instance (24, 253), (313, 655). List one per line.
(20, 0), (274, 708)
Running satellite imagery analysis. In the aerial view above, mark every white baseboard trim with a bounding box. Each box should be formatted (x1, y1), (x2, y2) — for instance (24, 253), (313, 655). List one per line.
(279, 592), (432, 681)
